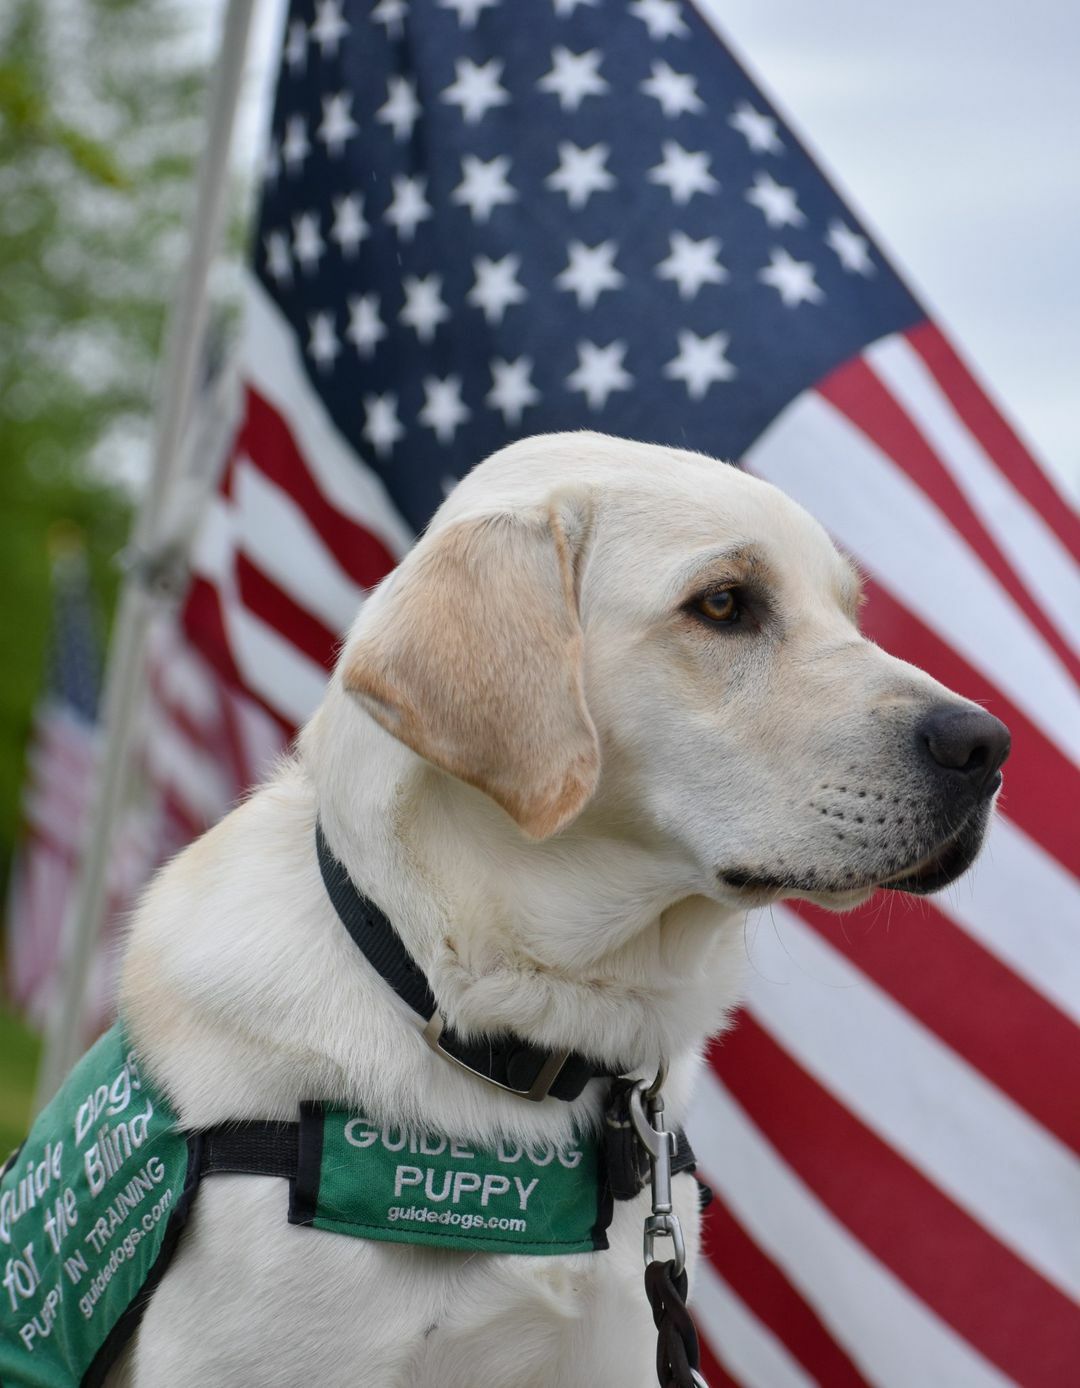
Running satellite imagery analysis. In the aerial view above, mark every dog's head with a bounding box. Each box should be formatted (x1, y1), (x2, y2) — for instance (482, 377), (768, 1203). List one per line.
(341, 432), (1008, 913)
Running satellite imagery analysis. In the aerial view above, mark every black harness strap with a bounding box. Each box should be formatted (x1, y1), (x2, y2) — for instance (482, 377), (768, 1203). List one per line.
(199, 1121), (299, 1179)
(195, 1114), (700, 1203)
(316, 823), (624, 1103)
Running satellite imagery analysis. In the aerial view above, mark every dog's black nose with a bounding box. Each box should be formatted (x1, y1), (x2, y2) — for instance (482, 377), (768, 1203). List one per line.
(918, 705), (1011, 794)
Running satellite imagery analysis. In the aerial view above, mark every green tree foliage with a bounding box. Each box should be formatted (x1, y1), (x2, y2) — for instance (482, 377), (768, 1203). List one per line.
(0, 0), (207, 894)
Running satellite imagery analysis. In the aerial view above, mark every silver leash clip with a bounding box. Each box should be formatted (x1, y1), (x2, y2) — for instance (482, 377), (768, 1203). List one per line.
(629, 1063), (686, 1279)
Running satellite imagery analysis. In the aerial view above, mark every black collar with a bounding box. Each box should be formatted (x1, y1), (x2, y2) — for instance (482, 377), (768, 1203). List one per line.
(316, 823), (620, 1102)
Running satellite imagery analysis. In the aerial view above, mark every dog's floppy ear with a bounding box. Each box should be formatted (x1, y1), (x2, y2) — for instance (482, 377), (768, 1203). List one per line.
(342, 497), (598, 839)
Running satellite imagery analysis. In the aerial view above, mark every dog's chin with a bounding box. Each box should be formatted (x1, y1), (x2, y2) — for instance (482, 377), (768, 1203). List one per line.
(875, 813), (988, 896)
(718, 807), (991, 909)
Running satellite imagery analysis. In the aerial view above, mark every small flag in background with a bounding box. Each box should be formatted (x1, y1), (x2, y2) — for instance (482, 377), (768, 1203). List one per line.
(3, 544), (284, 1039)
(102, 1), (1080, 1382)
(4, 534), (151, 1034)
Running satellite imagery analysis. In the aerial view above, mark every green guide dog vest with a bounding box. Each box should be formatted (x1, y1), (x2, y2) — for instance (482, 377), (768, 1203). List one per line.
(0, 1025), (634, 1387)
(0, 1027), (195, 1388)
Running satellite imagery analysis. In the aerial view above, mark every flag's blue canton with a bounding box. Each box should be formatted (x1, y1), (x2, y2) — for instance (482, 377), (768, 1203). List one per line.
(48, 556), (100, 722)
(255, 0), (922, 532)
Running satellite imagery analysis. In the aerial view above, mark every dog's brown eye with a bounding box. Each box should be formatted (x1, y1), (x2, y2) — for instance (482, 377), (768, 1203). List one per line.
(695, 589), (741, 624)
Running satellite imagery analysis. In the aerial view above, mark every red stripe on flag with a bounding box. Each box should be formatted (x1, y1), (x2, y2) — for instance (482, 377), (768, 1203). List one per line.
(238, 387), (399, 590)
(791, 898), (1080, 1155)
(181, 578), (295, 740)
(159, 787), (204, 844)
(235, 552), (341, 672)
(907, 323), (1080, 561)
(710, 1015), (1080, 1387)
(861, 578), (1079, 877)
(820, 358), (1080, 683)
(145, 662), (213, 753)
(216, 685), (258, 793)
(700, 1183), (871, 1386)
(146, 649), (252, 792)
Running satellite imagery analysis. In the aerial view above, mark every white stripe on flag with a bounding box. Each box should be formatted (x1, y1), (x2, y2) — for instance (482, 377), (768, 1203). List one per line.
(688, 1069), (1015, 1388)
(233, 455), (363, 633)
(243, 274), (415, 559)
(693, 1262), (817, 1388)
(867, 335), (1080, 655)
(221, 596), (329, 727)
(746, 906), (1080, 1301)
(142, 717), (237, 825)
(191, 492), (332, 727)
(744, 389), (1080, 765)
(191, 492), (235, 587)
(191, 494), (329, 725)
(929, 812), (1080, 1026)
(148, 624), (225, 726)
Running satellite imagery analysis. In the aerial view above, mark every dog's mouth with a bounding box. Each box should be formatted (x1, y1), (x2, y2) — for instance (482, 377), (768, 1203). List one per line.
(720, 806), (990, 902)
(876, 815), (986, 895)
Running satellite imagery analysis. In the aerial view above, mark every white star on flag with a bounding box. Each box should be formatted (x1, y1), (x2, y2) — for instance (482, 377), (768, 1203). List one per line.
(467, 254), (527, 324)
(317, 93), (358, 158)
(442, 57), (510, 123)
(400, 274), (450, 342)
(307, 312), (340, 371)
(629, 0), (689, 40)
(284, 20), (307, 72)
(487, 357), (540, 425)
(826, 219), (875, 275)
(655, 231), (728, 299)
(664, 329), (736, 398)
(310, 0), (349, 57)
(419, 376), (471, 444)
(371, 0), (408, 38)
(292, 212), (325, 273)
(556, 240), (625, 309)
(362, 393), (404, 457)
(264, 232), (292, 284)
(345, 294), (386, 357)
(758, 247), (824, 306)
(376, 76), (421, 142)
(438, 0), (500, 26)
(538, 47), (608, 111)
(728, 99), (783, 154)
(546, 142), (616, 209)
(281, 116), (310, 174)
(566, 340), (634, 410)
(384, 174), (432, 240)
(452, 154), (517, 223)
(648, 141), (718, 204)
(639, 61), (704, 117)
(329, 195), (369, 257)
(745, 171), (805, 228)
(553, 0), (599, 13)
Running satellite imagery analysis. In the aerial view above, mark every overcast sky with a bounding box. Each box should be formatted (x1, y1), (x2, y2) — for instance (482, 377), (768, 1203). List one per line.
(221, 0), (1079, 500)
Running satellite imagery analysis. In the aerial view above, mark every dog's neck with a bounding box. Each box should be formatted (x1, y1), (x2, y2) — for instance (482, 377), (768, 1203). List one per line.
(305, 683), (745, 1076)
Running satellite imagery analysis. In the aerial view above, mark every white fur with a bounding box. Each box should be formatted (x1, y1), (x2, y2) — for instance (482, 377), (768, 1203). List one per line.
(113, 433), (995, 1386)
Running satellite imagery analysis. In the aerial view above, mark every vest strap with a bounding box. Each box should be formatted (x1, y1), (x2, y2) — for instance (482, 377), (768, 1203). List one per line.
(199, 1120), (299, 1179)
(195, 1113), (700, 1204)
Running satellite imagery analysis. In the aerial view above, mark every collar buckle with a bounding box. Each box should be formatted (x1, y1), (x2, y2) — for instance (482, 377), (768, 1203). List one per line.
(422, 1011), (572, 1102)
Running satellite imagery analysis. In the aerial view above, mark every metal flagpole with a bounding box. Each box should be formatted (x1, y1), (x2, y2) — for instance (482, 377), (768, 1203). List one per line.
(34, 0), (260, 1108)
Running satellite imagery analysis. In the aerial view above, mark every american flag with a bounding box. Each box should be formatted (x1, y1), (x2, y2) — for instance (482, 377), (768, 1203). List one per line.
(4, 543), (154, 1034)
(168, 0), (1080, 1381)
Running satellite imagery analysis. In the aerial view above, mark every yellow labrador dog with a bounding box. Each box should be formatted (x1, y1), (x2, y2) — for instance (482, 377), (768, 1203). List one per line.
(113, 432), (1007, 1386)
